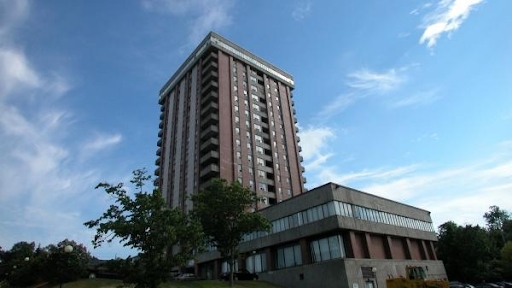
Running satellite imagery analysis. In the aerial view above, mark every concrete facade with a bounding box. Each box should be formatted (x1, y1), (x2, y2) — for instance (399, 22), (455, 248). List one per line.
(196, 183), (447, 288)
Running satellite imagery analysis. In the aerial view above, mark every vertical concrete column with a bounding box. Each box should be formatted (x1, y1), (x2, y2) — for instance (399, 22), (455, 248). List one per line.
(420, 240), (429, 260)
(384, 236), (394, 259)
(214, 259), (220, 279)
(266, 247), (275, 270)
(364, 233), (373, 258)
(404, 238), (412, 260)
(300, 238), (311, 265)
(428, 241), (438, 260)
(346, 231), (357, 258)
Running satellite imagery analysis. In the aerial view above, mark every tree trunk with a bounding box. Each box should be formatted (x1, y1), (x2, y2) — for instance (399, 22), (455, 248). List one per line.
(229, 248), (235, 287)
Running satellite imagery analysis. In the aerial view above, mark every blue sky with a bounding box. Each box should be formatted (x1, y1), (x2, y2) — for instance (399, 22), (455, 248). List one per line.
(1, 0), (511, 259)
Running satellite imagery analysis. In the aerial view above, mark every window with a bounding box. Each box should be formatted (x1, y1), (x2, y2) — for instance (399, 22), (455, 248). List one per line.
(258, 170), (265, 178)
(235, 116), (239, 123)
(246, 252), (267, 273)
(255, 135), (263, 143)
(276, 244), (302, 269)
(253, 114), (261, 122)
(254, 124), (262, 132)
(257, 158), (265, 166)
(310, 235), (345, 263)
(256, 146), (264, 154)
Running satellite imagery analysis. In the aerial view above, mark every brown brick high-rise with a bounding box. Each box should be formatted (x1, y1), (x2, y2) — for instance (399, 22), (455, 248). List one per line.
(155, 32), (305, 212)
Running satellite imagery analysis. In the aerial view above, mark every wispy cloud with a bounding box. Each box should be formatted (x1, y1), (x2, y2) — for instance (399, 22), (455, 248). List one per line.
(304, 140), (512, 228)
(347, 68), (405, 92)
(0, 1), (128, 258)
(0, 48), (41, 97)
(292, 1), (312, 21)
(0, 0), (29, 38)
(392, 89), (439, 108)
(419, 0), (484, 48)
(84, 133), (123, 152)
(142, 0), (235, 46)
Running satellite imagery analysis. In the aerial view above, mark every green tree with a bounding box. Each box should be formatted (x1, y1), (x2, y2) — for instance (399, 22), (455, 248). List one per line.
(437, 222), (494, 282)
(484, 205), (510, 246)
(45, 239), (92, 285)
(501, 241), (512, 279)
(191, 178), (271, 287)
(84, 169), (203, 288)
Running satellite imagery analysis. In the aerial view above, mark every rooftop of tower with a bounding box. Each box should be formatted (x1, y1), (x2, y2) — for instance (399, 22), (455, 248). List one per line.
(159, 31), (295, 101)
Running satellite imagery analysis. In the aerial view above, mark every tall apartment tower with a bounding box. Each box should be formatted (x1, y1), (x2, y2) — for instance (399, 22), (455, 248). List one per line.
(155, 32), (305, 212)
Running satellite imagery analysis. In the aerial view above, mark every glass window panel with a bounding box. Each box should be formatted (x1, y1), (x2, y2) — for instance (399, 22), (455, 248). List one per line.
(307, 209), (314, 222)
(284, 246), (295, 267)
(277, 249), (285, 269)
(334, 201), (341, 215)
(311, 240), (321, 263)
(294, 245), (302, 265)
(326, 202), (335, 216)
(246, 256), (254, 273)
(261, 254), (267, 271)
(319, 238), (330, 261)
(329, 235), (342, 259)
(346, 203), (354, 217)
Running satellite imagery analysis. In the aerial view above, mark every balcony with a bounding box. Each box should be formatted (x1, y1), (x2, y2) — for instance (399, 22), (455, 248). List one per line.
(202, 70), (218, 84)
(200, 125), (219, 141)
(160, 113), (164, 120)
(157, 139), (162, 147)
(155, 157), (161, 166)
(154, 168), (160, 176)
(201, 81), (219, 95)
(156, 147), (162, 156)
(301, 166), (305, 173)
(202, 61), (218, 74)
(200, 137), (219, 152)
(298, 145), (302, 152)
(158, 129), (163, 137)
(200, 150), (219, 165)
(200, 113), (219, 129)
(202, 52), (218, 66)
(200, 163), (219, 178)
(201, 90), (219, 105)
(296, 136), (301, 143)
(200, 101), (219, 116)
(159, 121), (164, 129)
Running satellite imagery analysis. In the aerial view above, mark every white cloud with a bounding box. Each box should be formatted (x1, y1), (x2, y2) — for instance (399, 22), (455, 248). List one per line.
(297, 125), (337, 174)
(292, 1), (312, 21)
(84, 133), (123, 152)
(419, 0), (484, 48)
(142, 0), (235, 46)
(0, 48), (41, 98)
(347, 68), (405, 92)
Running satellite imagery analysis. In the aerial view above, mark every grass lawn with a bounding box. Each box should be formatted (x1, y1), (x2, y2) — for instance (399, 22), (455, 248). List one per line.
(45, 278), (282, 288)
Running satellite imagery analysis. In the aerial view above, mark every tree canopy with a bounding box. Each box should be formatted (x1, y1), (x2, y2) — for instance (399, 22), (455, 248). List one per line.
(0, 239), (91, 287)
(437, 205), (512, 283)
(84, 169), (203, 288)
(191, 178), (271, 286)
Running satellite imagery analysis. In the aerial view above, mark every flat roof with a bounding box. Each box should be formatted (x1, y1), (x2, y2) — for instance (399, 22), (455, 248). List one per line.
(159, 32), (294, 101)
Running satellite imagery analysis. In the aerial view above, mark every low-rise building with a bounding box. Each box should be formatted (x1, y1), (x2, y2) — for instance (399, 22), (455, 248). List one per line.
(196, 182), (447, 288)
